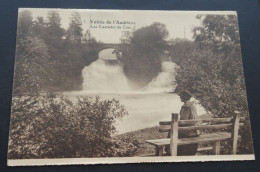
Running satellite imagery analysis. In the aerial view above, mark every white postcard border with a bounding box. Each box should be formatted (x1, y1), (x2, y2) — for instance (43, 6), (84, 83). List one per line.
(8, 154), (255, 166)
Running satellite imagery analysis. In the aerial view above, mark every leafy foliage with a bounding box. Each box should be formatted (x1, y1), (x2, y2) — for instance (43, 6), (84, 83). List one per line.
(8, 93), (135, 158)
(14, 10), (102, 93)
(45, 11), (65, 47)
(17, 10), (33, 36)
(14, 36), (51, 95)
(66, 12), (83, 44)
(193, 15), (240, 53)
(172, 15), (253, 154)
(120, 23), (169, 88)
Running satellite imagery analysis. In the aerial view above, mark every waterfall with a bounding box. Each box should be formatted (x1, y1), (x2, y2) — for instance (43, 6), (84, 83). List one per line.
(143, 61), (178, 92)
(82, 49), (131, 92)
(82, 48), (177, 93)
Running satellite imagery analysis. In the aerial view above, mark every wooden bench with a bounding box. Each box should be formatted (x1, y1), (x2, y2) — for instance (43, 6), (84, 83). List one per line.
(145, 112), (245, 156)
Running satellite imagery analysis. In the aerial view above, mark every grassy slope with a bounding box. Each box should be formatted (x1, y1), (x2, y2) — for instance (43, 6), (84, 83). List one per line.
(114, 126), (168, 156)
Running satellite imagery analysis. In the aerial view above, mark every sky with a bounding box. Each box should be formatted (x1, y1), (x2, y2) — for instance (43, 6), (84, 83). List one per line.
(20, 8), (237, 43)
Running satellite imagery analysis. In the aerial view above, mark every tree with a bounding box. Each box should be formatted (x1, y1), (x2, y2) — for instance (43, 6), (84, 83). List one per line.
(32, 16), (47, 39)
(13, 36), (50, 95)
(45, 11), (65, 47)
(14, 11), (63, 94)
(130, 22), (169, 53)
(193, 15), (240, 53)
(66, 12), (83, 44)
(121, 23), (169, 89)
(168, 38), (194, 64)
(82, 30), (96, 43)
(174, 14), (253, 154)
(17, 10), (33, 37)
(14, 10), (102, 92)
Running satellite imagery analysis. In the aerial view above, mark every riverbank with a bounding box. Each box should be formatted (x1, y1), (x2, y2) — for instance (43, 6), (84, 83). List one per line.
(114, 126), (167, 156)
(114, 112), (214, 156)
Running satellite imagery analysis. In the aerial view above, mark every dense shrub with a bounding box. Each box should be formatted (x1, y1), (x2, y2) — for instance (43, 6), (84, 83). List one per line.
(8, 93), (140, 159)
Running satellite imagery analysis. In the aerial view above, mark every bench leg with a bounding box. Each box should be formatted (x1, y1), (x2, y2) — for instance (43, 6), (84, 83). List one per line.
(155, 146), (164, 156)
(213, 141), (221, 155)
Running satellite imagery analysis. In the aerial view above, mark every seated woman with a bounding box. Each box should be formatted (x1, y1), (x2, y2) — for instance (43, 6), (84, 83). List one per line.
(177, 90), (199, 156)
(166, 90), (199, 156)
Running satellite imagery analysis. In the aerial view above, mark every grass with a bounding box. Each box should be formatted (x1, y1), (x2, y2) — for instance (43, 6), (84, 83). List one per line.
(114, 126), (168, 156)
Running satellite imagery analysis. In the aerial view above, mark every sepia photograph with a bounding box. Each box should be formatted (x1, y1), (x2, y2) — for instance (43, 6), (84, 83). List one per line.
(7, 8), (255, 166)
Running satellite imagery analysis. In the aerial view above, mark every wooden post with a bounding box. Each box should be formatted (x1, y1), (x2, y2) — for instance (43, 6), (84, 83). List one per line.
(231, 112), (240, 154)
(170, 113), (179, 156)
(155, 146), (164, 156)
(213, 141), (221, 155)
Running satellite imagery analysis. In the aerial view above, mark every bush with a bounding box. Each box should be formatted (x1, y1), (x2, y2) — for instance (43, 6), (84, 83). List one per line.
(8, 93), (134, 159)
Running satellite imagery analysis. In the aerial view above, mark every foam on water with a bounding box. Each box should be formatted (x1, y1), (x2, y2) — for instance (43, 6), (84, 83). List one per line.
(82, 60), (131, 91)
(143, 61), (178, 92)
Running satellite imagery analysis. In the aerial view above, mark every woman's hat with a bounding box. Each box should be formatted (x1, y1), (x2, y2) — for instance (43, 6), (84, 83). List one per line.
(177, 90), (192, 100)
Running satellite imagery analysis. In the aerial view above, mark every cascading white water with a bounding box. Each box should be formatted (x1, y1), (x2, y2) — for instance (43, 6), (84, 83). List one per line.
(82, 48), (178, 93)
(144, 61), (178, 92)
(82, 49), (131, 92)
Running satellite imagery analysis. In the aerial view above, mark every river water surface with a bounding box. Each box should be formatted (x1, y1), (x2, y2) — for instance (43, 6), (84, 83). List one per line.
(63, 91), (206, 134)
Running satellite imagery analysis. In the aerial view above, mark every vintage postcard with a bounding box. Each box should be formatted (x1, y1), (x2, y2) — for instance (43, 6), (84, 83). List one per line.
(7, 8), (254, 166)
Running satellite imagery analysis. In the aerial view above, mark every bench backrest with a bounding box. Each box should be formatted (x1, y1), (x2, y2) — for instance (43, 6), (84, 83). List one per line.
(159, 113), (245, 156)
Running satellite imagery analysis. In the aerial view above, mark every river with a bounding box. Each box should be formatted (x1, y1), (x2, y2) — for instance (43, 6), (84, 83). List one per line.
(63, 91), (206, 134)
